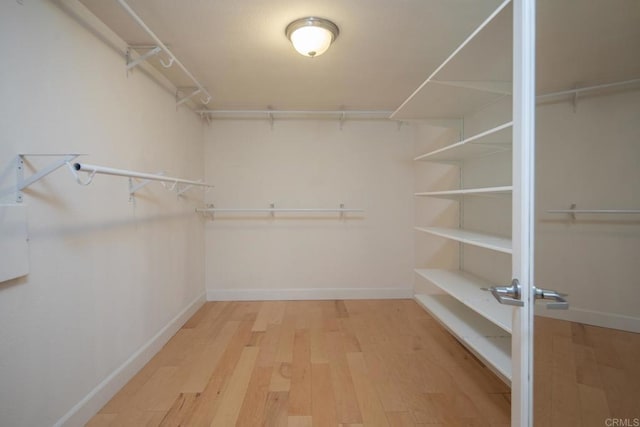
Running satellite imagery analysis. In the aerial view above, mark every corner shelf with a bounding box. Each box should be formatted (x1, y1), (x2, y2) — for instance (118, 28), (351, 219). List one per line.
(414, 122), (512, 163)
(414, 293), (512, 383)
(393, 0), (512, 120)
(415, 185), (512, 199)
(415, 226), (512, 254)
(415, 269), (512, 333)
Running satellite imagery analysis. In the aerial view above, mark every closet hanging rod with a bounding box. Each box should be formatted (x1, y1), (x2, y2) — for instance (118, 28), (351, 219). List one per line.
(196, 208), (364, 213)
(195, 109), (394, 116)
(73, 163), (213, 188)
(547, 209), (640, 214)
(537, 78), (640, 100)
(116, 0), (212, 105)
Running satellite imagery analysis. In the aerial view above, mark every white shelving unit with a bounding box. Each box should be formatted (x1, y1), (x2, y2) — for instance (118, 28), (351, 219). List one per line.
(398, 0), (514, 384)
(415, 269), (512, 333)
(414, 294), (512, 383)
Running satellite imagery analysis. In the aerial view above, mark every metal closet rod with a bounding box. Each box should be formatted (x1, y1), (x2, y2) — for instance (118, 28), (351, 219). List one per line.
(548, 209), (640, 214)
(196, 207), (364, 213)
(195, 109), (394, 116)
(537, 78), (640, 100)
(116, 0), (212, 105)
(73, 163), (213, 187)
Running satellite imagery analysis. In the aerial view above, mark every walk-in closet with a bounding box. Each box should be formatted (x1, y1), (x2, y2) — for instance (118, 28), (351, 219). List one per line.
(1, 0), (639, 426)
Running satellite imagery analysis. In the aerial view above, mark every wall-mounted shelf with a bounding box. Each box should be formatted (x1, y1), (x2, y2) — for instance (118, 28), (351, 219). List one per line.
(116, 0), (212, 108)
(414, 122), (512, 163)
(392, 0), (512, 120)
(15, 154), (212, 202)
(415, 226), (512, 254)
(415, 185), (512, 199)
(197, 204), (363, 220)
(414, 293), (511, 383)
(415, 269), (512, 333)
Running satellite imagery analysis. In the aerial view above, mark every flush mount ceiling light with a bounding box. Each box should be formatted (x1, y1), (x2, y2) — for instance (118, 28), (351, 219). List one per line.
(285, 17), (339, 58)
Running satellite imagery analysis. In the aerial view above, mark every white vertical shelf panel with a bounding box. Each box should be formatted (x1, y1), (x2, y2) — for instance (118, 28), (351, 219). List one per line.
(414, 293), (512, 383)
(415, 269), (512, 333)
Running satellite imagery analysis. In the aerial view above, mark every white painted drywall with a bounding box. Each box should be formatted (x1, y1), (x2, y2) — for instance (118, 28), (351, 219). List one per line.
(0, 2), (205, 426)
(535, 89), (640, 331)
(203, 120), (415, 299)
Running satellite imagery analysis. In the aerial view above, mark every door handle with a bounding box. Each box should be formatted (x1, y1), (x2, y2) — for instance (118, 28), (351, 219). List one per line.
(484, 279), (524, 307)
(483, 280), (570, 310)
(534, 288), (569, 309)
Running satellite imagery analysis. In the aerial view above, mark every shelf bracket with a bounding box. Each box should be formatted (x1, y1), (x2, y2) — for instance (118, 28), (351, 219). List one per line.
(16, 154), (82, 203)
(267, 106), (275, 130)
(176, 87), (203, 107)
(126, 45), (162, 71)
(128, 171), (166, 197)
(270, 203), (275, 218)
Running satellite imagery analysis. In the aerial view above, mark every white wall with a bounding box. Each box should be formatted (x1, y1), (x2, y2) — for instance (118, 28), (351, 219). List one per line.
(535, 89), (640, 331)
(0, 2), (205, 426)
(203, 120), (415, 300)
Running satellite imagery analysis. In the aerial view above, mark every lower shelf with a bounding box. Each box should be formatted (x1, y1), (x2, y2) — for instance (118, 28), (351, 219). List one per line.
(414, 293), (512, 384)
(415, 269), (512, 333)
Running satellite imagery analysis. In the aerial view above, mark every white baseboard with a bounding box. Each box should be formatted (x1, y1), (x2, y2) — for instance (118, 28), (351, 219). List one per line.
(206, 287), (413, 301)
(535, 305), (640, 333)
(54, 292), (206, 427)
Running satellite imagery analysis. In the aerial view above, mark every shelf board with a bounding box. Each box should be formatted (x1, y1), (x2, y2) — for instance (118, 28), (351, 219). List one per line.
(393, 1), (512, 120)
(414, 122), (512, 163)
(414, 293), (511, 383)
(415, 226), (512, 254)
(415, 185), (512, 199)
(415, 269), (512, 333)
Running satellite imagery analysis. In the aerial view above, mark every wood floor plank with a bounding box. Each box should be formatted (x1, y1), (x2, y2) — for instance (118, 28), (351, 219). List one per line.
(385, 411), (416, 427)
(270, 362), (292, 392)
(210, 345), (260, 427)
(346, 352), (389, 427)
(253, 301), (286, 332)
(158, 392), (200, 426)
(264, 391), (289, 427)
(289, 329), (312, 416)
(326, 331), (363, 424)
(578, 383), (610, 427)
(182, 319), (254, 426)
(257, 323), (282, 367)
(311, 363), (338, 427)
(236, 366), (273, 427)
(288, 415), (313, 427)
(181, 320), (239, 392)
(310, 327), (329, 364)
(276, 313), (296, 363)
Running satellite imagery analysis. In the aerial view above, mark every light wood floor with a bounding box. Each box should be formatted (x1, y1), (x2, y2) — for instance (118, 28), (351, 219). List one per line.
(534, 316), (640, 427)
(87, 300), (511, 426)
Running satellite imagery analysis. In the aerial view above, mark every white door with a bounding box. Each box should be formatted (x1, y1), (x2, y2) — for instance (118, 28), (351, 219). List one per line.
(489, 0), (537, 425)
(511, 0), (536, 423)
(510, 0), (535, 423)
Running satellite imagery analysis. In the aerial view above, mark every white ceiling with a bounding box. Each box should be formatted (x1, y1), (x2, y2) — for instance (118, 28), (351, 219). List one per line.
(79, 0), (640, 112)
